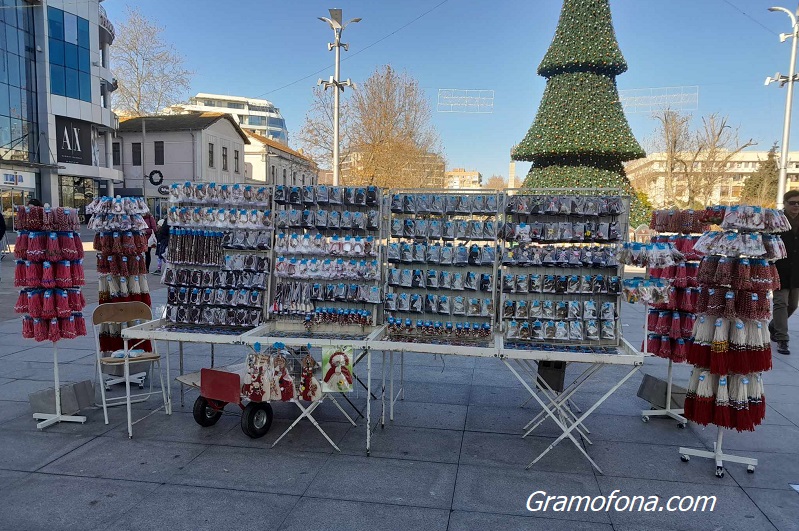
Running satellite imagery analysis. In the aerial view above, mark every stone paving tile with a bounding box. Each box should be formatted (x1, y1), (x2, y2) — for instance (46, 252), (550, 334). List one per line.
(452, 463), (611, 524)
(586, 413), (705, 446)
(400, 381), (472, 406)
(1, 346), (96, 363)
(689, 422), (799, 455)
(722, 450), (799, 490)
(742, 488), (799, 531)
(281, 497), (450, 531)
(103, 484), (299, 531)
(212, 416), (354, 455)
(769, 402), (799, 427)
(0, 399), (29, 424)
(464, 403), (561, 437)
(596, 476), (777, 531)
(41, 437), (208, 482)
(101, 408), (238, 443)
(171, 444), (326, 496)
(382, 401), (468, 431)
(0, 474), (161, 531)
(0, 469), (30, 490)
(447, 511), (613, 531)
(0, 378), (60, 401)
(1, 405), (121, 437)
(306, 454), (457, 509)
(339, 424), (463, 463)
(0, 429), (94, 472)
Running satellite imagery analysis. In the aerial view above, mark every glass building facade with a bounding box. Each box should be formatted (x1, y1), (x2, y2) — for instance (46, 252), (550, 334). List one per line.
(0, 0), (38, 164)
(48, 6), (92, 102)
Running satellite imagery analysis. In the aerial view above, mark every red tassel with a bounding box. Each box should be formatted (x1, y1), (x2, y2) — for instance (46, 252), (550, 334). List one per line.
(59, 316), (76, 339)
(15, 206), (27, 231)
(67, 289), (80, 311)
(93, 232), (102, 251)
(71, 260), (85, 286)
(714, 404), (732, 429)
(687, 343), (711, 368)
(22, 316), (34, 338)
(33, 318), (48, 342)
(655, 311), (671, 335)
(59, 233), (78, 260)
(41, 208), (54, 231)
(28, 291), (42, 318)
(120, 256), (130, 277)
(55, 290), (71, 318)
(647, 309), (658, 331)
(673, 338), (689, 362)
(670, 312), (682, 339)
(681, 313), (696, 338)
(74, 314), (87, 337)
(108, 256), (120, 276)
(658, 335), (673, 359)
(644, 334), (661, 355)
(122, 232), (135, 255)
(134, 232), (147, 254)
(41, 290), (56, 319)
(111, 232), (123, 255)
(14, 291), (28, 314)
(48, 318), (60, 342)
(682, 289), (698, 313)
(14, 232), (28, 259)
(46, 232), (60, 262)
(54, 261), (71, 288)
(73, 233), (84, 259)
(14, 261), (26, 287)
(40, 262), (55, 289)
(673, 264), (688, 288)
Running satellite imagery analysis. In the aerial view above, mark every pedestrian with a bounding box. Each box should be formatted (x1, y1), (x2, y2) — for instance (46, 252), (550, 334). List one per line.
(770, 190), (799, 355)
(27, 198), (42, 207)
(152, 217), (169, 275)
(0, 210), (6, 282)
(142, 212), (157, 274)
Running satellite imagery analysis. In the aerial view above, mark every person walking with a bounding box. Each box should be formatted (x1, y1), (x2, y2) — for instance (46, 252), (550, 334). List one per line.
(771, 190), (799, 355)
(142, 212), (157, 274)
(152, 217), (169, 275)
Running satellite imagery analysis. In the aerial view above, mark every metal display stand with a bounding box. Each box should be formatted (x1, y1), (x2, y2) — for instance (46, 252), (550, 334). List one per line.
(680, 427), (757, 477)
(33, 343), (87, 429)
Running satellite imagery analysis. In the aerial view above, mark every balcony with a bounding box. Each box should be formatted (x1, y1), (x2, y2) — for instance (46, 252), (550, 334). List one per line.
(99, 5), (115, 44)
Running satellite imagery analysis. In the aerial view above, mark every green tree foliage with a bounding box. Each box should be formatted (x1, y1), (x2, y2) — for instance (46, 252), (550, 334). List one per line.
(740, 143), (779, 208)
(512, 0), (648, 226)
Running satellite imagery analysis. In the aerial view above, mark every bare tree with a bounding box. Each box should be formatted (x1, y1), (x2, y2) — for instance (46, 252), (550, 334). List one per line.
(646, 110), (756, 208)
(112, 8), (193, 116)
(297, 65), (445, 188)
(484, 175), (506, 189)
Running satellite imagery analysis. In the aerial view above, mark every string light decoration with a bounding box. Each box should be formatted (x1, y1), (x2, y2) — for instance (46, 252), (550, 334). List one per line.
(513, 0), (648, 226)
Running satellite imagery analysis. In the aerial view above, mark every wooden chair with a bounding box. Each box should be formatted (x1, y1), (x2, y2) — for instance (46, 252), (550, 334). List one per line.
(92, 302), (168, 438)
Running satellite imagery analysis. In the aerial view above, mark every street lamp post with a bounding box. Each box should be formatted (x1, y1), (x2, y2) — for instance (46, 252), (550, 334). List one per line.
(318, 8), (360, 186)
(766, 4), (799, 209)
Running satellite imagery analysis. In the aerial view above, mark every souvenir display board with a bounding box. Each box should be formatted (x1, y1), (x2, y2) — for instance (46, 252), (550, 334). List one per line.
(163, 182), (273, 332)
(499, 191), (628, 351)
(86, 196), (153, 353)
(383, 189), (501, 345)
(13, 206), (87, 341)
(271, 185), (383, 331)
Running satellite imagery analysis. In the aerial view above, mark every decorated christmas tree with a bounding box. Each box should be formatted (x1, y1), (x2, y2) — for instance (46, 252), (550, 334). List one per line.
(512, 0), (648, 225)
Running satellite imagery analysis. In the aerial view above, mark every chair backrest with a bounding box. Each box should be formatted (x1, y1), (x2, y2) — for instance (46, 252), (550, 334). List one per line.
(92, 301), (153, 326)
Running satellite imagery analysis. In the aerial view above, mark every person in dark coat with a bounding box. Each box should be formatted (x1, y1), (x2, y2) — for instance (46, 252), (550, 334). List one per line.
(142, 212), (157, 273)
(152, 217), (169, 274)
(771, 189), (799, 355)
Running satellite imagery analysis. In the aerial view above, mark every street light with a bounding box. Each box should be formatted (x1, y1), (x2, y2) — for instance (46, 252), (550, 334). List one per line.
(765, 4), (799, 209)
(318, 8), (360, 186)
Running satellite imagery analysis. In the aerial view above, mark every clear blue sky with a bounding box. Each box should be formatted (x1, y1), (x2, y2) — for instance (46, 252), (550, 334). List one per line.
(104, 0), (799, 182)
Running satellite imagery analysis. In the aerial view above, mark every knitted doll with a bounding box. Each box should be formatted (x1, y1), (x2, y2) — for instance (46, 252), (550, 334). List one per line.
(322, 350), (353, 393)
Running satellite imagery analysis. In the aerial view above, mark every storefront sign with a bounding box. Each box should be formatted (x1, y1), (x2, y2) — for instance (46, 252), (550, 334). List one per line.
(56, 116), (92, 165)
(157, 185), (170, 196)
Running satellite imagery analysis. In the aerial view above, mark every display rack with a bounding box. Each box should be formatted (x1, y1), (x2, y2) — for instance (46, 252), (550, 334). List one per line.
(384, 188), (500, 346)
(271, 185), (384, 330)
(164, 182), (273, 333)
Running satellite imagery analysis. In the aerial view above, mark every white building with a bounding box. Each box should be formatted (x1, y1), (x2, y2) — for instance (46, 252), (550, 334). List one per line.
(445, 168), (482, 189)
(244, 132), (317, 186)
(165, 93), (289, 144)
(101, 112), (249, 214)
(1, 0), (123, 223)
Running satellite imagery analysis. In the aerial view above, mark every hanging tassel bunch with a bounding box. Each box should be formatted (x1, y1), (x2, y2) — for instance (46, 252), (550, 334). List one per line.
(650, 210), (710, 234)
(686, 371), (767, 432)
(689, 316), (772, 374)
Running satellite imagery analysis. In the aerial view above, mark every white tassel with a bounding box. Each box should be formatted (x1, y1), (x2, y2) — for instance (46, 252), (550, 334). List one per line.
(139, 274), (150, 293)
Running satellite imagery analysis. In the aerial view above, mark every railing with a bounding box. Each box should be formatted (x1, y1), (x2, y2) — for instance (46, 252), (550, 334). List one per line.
(99, 5), (115, 42)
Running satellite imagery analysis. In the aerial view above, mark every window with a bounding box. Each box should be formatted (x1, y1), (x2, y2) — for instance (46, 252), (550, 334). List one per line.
(222, 147), (228, 171)
(227, 102), (245, 109)
(112, 142), (120, 165)
(47, 8), (92, 103)
(132, 143), (141, 166)
(283, 168), (287, 183)
(154, 141), (164, 166)
(249, 116), (265, 126)
(204, 100), (216, 106)
(271, 165), (275, 182)
(208, 143), (214, 168)
(234, 150), (240, 173)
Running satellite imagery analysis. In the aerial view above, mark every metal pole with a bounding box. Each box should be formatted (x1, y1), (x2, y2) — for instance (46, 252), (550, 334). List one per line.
(142, 118), (147, 200)
(333, 28), (341, 186)
(775, 6), (799, 209)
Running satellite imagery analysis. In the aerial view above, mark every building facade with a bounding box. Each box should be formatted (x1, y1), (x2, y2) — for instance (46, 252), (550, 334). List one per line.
(0, 0), (122, 226)
(445, 167), (482, 189)
(244, 132), (317, 187)
(626, 150), (799, 208)
(165, 93), (289, 145)
(102, 113), (249, 217)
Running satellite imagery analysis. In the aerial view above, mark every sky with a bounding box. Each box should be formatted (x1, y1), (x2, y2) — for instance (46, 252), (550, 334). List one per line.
(103, 0), (799, 183)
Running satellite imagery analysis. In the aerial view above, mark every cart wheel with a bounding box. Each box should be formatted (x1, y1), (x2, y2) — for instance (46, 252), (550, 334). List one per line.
(680, 454), (690, 462)
(641, 416), (649, 423)
(241, 402), (273, 438)
(747, 465), (755, 474)
(193, 396), (223, 427)
(715, 466), (724, 478)
(677, 422), (686, 429)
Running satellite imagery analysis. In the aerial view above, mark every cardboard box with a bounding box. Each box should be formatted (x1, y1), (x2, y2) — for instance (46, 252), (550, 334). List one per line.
(637, 374), (686, 410)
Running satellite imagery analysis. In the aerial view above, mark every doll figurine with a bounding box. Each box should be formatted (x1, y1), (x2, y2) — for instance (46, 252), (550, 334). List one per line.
(323, 351), (353, 392)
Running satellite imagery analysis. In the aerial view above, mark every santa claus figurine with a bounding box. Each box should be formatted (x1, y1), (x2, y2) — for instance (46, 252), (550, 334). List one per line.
(323, 351), (353, 392)
(273, 353), (296, 401)
(299, 354), (323, 401)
